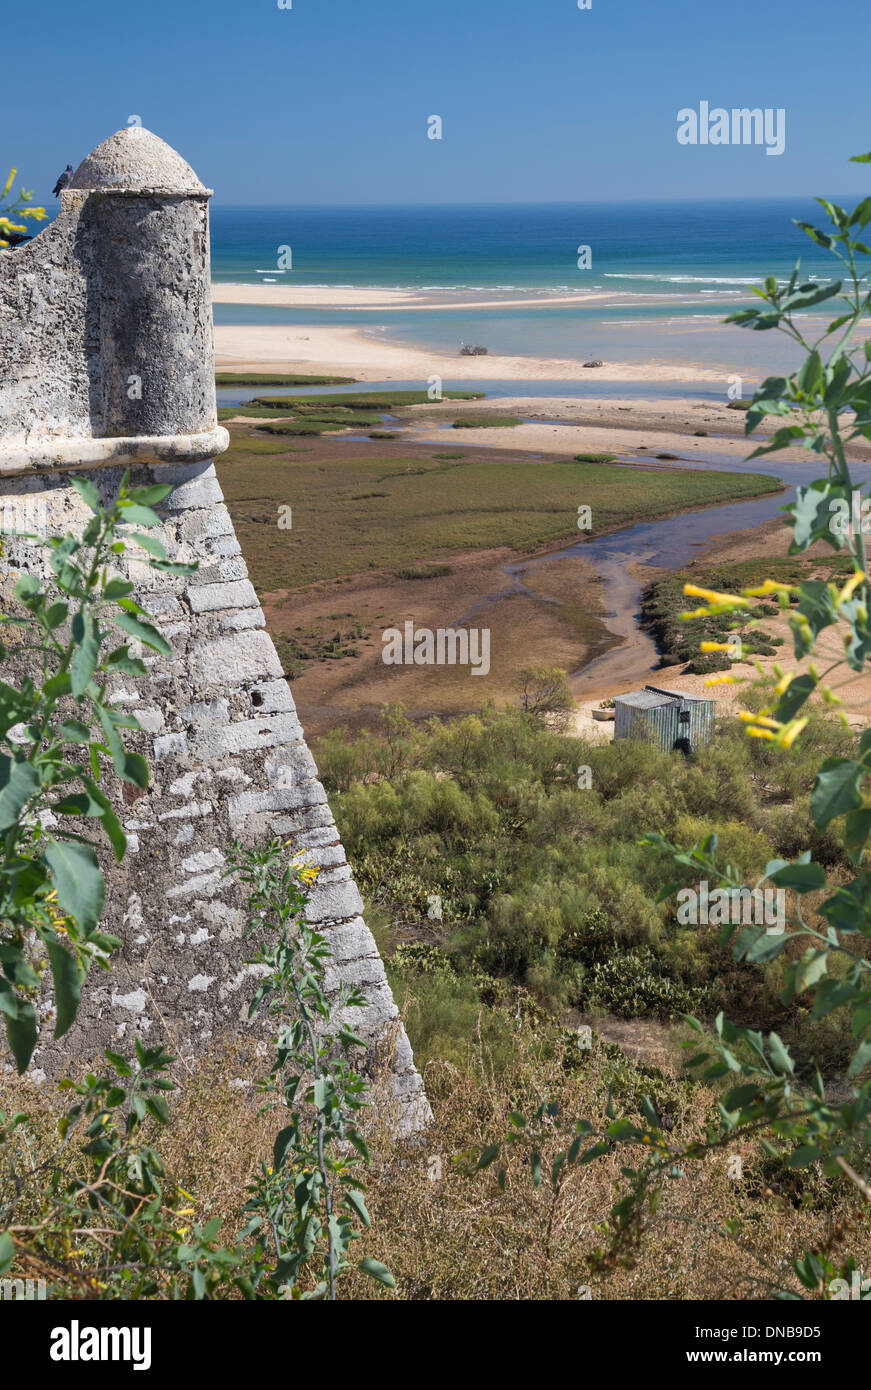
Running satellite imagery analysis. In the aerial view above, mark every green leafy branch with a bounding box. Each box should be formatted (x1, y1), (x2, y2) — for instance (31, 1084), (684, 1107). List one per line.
(0, 472), (196, 1071)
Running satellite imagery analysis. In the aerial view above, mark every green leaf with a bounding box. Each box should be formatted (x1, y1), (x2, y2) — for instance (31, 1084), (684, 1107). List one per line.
(273, 1125), (296, 1171)
(530, 1150), (542, 1188)
(147, 559), (198, 575)
(5, 1002), (37, 1072)
(782, 949), (830, 1006)
(641, 1095), (660, 1129)
(70, 617), (100, 697)
(104, 645), (147, 676)
(0, 977), (19, 1019)
(772, 673), (816, 723)
(79, 776), (127, 861)
(768, 861), (827, 893)
(117, 503), (162, 527)
(145, 1096), (169, 1124)
(43, 839), (105, 934)
(125, 484), (173, 507)
(0, 945), (39, 989)
(70, 476), (101, 512)
(819, 878), (871, 934)
(0, 757), (40, 832)
(51, 791), (104, 816)
(793, 221), (834, 250)
(0, 1230), (14, 1275)
(768, 1032), (795, 1075)
(741, 927), (791, 962)
(850, 196), (871, 228)
(847, 1038), (871, 1080)
(104, 1049), (133, 1076)
(47, 938), (83, 1038)
(104, 579), (136, 600)
(789, 489), (842, 552)
(130, 532), (166, 561)
(786, 1144), (824, 1167)
(811, 758), (866, 830)
(58, 720), (92, 743)
(94, 703), (149, 787)
(358, 1258), (395, 1288)
(344, 1188), (371, 1227)
(110, 611), (171, 656)
(797, 350), (823, 395)
(477, 1144), (499, 1170)
(845, 809), (871, 865)
(577, 1142), (610, 1165)
(45, 602), (69, 631)
(722, 1083), (762, 1111)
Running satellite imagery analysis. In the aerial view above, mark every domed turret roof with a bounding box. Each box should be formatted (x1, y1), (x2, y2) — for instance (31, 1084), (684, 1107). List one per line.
(69, 128), (209, 195)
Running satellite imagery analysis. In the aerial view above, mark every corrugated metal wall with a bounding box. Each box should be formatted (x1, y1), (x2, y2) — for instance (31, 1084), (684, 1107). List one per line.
(679, 697), (716, 752)
(614, 699), (679, 749)
(614, 692), (715, 753)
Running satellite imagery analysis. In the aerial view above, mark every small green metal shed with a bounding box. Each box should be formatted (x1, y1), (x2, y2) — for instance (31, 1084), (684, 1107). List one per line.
(613, 684), (715, 754)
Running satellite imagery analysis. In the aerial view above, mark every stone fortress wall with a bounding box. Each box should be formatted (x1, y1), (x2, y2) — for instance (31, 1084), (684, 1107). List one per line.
(0, 128), (429, 1131)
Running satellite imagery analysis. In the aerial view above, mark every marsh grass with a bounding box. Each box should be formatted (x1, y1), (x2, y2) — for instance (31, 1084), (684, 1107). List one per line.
(217, 431), (783, 592)
(215, 373), (357, 386)
(252, 390), (484, 410)
(393, 564), (453, 580)
(452, 415), (522, 428)
(643, 552), (855, 673)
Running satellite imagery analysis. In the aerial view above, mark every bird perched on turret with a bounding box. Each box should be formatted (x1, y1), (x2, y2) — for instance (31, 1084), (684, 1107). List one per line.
(52, 164), (74, 197)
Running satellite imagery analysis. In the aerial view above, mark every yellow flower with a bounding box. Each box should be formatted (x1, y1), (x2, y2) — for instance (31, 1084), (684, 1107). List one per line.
(837, 571), (866, 605)
(743, 580), (794, 597)
(704, 675), (737, 686)
(738, 711), (780, 729)
(700, 641), (735, 652)
(773, 672), (795, 696)
(777, 717), (808, 749)
(738, 706), (808, 750)
(1, 167), (16, 199)
(683, 583), (749, 608)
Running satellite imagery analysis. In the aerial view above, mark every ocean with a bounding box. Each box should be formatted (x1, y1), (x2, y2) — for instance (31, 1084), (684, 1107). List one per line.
(209, 198), (865, 381)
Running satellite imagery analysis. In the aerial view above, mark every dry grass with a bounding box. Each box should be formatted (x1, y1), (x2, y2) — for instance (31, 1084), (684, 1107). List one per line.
(346, 1021), (870, 1301)
(3, 1000), (866, 1301)
(4, 1018), (866, 1300)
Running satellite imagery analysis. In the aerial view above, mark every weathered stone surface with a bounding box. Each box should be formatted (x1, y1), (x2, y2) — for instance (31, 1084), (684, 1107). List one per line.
(0, 129), (429, 1133)
(189, 630), (283, 688)
(186, 580), (259, 613)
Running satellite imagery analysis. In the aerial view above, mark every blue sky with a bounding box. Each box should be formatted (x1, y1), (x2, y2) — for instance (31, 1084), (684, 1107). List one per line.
(8, 0), (870, 205)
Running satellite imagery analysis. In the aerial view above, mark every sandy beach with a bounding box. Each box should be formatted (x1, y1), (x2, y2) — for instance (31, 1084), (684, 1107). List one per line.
(212, 283), (628, 312)
(214, 321), (724, 385)
(403, 394), (815, 462)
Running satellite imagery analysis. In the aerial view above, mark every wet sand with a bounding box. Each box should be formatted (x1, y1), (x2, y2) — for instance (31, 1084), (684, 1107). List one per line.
(214, 322), (722, 386)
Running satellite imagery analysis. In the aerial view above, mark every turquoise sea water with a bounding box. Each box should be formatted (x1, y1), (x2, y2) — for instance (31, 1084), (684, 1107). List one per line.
(210, 198), (866, 376)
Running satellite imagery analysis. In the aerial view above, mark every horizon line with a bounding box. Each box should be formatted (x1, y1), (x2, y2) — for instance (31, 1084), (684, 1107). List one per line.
(209, 191), (861, 211)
